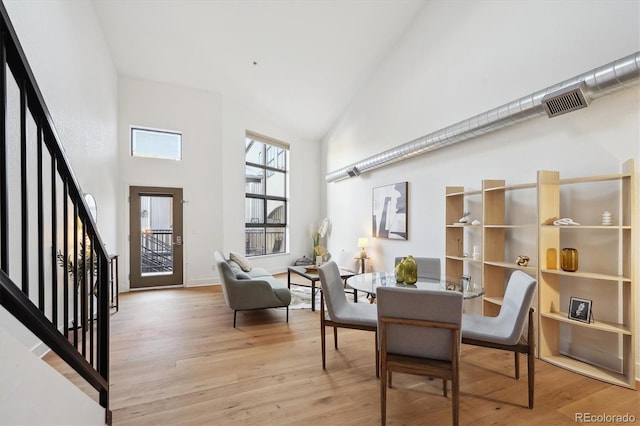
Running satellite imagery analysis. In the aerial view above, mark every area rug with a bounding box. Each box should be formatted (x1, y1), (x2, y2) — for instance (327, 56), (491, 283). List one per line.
(288, 285), (370, 309)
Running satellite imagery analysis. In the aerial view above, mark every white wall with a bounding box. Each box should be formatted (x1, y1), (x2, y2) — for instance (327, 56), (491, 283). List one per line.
(117, 76), (223, 289)
(0, 329), (105, 426)
(118, 77), (321, 290)
(221, 98), (321, 273)
(1, 0), (118, 347)
(322, 0), (639, 377)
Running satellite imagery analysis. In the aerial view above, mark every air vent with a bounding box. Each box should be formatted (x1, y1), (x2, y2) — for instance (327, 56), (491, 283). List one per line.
(541, 82), (590, 118)
(346, 166), (360, 177)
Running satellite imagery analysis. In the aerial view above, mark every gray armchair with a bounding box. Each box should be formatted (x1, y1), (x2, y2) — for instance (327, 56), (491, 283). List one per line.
(214, 251), (291, 327)
(461, 270), (537, 408)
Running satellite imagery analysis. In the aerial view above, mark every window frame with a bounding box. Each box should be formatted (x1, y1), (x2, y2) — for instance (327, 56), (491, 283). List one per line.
(244, 132), (289, 257)
(130, 126), (183, 161)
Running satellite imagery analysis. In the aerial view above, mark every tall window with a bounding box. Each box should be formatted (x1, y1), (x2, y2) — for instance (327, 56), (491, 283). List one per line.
(245, 132), (288, 256)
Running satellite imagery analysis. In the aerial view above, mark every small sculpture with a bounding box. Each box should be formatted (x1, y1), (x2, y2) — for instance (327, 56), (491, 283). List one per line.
(516, 255), (530, 266)
(458, 211), (470, 223)
(553, 217), (580, 226)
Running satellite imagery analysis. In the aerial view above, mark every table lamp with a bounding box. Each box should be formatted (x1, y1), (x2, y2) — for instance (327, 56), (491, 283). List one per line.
(358, 237), (369, 259)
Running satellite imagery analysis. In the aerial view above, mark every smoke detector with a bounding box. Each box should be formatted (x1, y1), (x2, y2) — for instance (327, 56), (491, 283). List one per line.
(541, 82), (591, 118)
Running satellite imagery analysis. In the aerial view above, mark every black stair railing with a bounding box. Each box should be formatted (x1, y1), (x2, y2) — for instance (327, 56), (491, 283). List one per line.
(140, 230), (173, 273)
(0, 4), (110, 424)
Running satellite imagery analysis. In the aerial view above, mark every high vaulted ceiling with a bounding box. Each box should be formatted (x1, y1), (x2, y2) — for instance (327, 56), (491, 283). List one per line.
(92, 0), (425, 141)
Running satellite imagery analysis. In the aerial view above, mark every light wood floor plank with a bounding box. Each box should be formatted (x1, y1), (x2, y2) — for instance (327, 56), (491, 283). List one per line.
(44, 286), (639, 425)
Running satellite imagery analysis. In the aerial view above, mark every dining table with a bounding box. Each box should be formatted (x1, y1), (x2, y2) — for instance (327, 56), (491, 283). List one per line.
(346, 272), (485, 301)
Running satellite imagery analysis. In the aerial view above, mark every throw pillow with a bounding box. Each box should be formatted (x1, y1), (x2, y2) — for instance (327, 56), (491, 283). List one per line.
(229, 251), (252, 272)
(227, 260), (246, 278)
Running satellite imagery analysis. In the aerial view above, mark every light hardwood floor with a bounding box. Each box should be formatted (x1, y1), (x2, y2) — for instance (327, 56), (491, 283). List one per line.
(45, 285), (639, 426)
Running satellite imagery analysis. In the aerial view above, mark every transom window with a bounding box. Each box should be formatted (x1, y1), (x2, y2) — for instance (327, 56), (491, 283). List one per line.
(245, 132), (288, 257)
(131, 127), (182, 160)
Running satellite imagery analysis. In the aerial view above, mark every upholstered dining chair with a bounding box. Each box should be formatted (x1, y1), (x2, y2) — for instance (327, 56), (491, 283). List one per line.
(461, 270), (537, 408)
(394, 257), (441, 281)
(318, 261), (379, 377)
(377, 287), (463, 426)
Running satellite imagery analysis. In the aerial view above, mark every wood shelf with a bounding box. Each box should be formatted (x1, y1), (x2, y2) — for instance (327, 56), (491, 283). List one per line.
(484, 261), (537, 273)
(541, 354), (634, 389)
(484, 224), (537, 229)
(446, 189), (482, 197)
(541, 225), (632, 230)
(446, 255), (482, 263)
(558, 172), (632, 185)
(540, 311), (631, 335)
(540, 268), (631, 283)
(484, 182), (537, 192)
(446, 161), (635, 389)
(537, 159), (635, 389)
(483, 296), (503, 307)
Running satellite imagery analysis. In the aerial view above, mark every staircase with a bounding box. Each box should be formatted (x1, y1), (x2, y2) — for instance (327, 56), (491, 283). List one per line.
(0, 3), (111, 425)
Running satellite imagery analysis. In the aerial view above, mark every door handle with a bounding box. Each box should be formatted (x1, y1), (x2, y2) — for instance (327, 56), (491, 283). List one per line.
(173, 235), (182, 246)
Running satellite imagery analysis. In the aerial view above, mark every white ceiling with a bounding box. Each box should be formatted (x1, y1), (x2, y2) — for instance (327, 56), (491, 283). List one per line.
(92, 0), (425, 141)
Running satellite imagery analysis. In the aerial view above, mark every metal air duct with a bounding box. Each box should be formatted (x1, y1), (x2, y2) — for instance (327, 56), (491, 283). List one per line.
(326, 51), (640, 183)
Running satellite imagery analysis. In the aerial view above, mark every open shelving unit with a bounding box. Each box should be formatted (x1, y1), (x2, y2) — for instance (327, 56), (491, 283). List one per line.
(445, 187), (482, 286)
(537, 160), (635, 389)
(482, 180), (538, 317)
(445, 159), (636, 389)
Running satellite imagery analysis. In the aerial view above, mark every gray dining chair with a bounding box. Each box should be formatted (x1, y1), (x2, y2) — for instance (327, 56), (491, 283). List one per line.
(395, 256), (441, 281)
(461, 270), (537, 408)
(318, 261), (379, 377)
(377, 286), (463, 426)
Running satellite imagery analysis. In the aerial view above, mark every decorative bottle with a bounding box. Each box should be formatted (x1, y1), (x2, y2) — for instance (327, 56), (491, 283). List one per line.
(395, 258), (406, 283)
(546, 248), (557, 270)
(403, 255), (418, 284)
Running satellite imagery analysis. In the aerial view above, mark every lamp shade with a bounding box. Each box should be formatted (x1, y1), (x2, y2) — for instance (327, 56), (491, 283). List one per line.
(358, 237), (369, 249)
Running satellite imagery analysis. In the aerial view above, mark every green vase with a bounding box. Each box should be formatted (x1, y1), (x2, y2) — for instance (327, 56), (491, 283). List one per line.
(395, 258), (406, 283)
(403, 255), (418, 284)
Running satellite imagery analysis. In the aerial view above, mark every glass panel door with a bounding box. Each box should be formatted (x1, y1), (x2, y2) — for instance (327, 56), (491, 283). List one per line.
(130, 186), (183, 288)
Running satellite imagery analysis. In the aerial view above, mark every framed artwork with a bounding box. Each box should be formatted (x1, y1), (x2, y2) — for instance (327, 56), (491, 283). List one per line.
(372, 182), (408, 240)
(568, 297), (593, 323)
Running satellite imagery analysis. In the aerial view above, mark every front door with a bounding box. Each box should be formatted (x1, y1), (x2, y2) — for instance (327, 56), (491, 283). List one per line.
(129, 186), (183, 288)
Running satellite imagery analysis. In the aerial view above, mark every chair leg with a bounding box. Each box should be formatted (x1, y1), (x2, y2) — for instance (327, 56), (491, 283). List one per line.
(442, 379), (448, 398)
(375, 331), (379, 378)
(380, 361), (387, 426)
(286, 306), (289, 323)
(233, 310), (237, 328)
(321, 324), (326, 370)
(452, 374), (459, 426)
(514, 351), (520, 379)
(527, 350), (535, 409)
(334, 326), (338, 349)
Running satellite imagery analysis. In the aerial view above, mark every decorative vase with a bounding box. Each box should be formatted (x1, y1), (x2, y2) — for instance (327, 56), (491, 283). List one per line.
(560, 248), (578, 272)
(403, 255), (418, 284)
(395, 258), (406, 283)
(546, 248), (557, 269)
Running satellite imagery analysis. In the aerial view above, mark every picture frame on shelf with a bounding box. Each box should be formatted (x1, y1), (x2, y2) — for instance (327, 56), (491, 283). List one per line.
(568, 297), (593, 323)
(371, 181), (408, 240)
